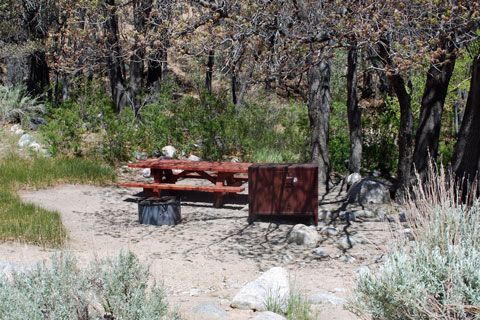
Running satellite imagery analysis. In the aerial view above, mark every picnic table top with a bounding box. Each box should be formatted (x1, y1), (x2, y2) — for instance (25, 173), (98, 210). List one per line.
(127, 159), (253, 173)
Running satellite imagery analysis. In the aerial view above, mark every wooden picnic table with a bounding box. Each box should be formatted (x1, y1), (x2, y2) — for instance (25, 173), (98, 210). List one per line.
(120, 159), (252, 207)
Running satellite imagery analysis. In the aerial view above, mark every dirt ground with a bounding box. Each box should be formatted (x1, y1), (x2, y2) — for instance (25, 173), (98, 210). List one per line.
(0, 166), (395, 319)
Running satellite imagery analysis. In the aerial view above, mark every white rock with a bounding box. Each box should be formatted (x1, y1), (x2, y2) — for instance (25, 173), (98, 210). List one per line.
(161, 145), (176, 158)
(255, 311), (287, 320)
(28, 142), (42, 151)
(373, 170), (381, 177)
(346, 172), (362, 186)
(230, 158), (240, 163)
(353, 210), (376, 219)
(188, 154), (201, 161)
(18, 134), (33, 147)
(15, 128), (25, 135)
(231, 267), (290, 312)
(10, 124), (21, 132)
(313, 248), (329, 258)
(287, 224), (319, 248)
(339, 255), (357, 263)
(143, 168), (151, 178)
(191, 301), (229, 318)
(338, 236), (365, 249)
(318, 210), (332, 222)
(309, 293), (346, 305)
(347, 178), (390, 205)
(320, 226), (339, 237)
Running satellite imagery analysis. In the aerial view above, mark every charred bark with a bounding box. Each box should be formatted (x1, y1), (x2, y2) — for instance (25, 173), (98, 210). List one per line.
(27, 50), (50, 97)
(413, 42), (456, 180)
(308, 58), (331, 191)
(206, 50), (214, 93)
(390, 74), (414, 198)
(104, 0), (127, 112)
(451, 55), (480, 194)
(347, 45), (362, 173)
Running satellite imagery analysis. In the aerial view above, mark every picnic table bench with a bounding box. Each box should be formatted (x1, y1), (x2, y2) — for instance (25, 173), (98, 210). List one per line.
(120, 159), (252, 207)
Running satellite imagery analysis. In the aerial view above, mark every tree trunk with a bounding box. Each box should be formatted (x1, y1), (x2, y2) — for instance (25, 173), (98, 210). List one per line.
(206, 50), (214, 93)
(347, 45), (362, 173)
(104, 0), (127, 112)
(231, 65), (237, 105)
(27, 50), (50, 97)
(413, 42), (456, 180)
(390, 74), (413, 198)
(451, 55), (480, 193)
(308, 58), (331, 191)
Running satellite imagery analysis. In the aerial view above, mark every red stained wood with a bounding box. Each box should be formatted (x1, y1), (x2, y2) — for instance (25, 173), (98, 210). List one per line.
(128, 159), (252, 173)
(120, 182), (245, 193)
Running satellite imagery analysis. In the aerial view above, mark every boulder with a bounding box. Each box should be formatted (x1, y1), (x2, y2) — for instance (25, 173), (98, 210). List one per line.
(190, 301), (229, 318)
(313, 248), (329, 258)
(161, 145), (176, 158)
(287, 224), (319, 248)
(231, 267), (290, 312)
(18, 134), (33, 147)
(353, 210), (376, 219)
(28, 142), (42, 152)
(347, 178), (390, 205)
(255, 311), (286, 320)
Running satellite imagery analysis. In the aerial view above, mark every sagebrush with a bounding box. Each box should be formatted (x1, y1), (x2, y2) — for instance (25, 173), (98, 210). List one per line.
(0, 251), (179, 320)
(351, 166), (480, 319)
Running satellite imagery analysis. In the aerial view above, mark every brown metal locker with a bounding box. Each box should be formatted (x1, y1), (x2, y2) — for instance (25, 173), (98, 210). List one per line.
(248, 163), (318, 225)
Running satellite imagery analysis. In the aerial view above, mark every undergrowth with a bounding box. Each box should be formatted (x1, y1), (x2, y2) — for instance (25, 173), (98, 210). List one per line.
(0, 251), (179, 319)
(0, 151), (116, 247)
(350, 165), (480, 319)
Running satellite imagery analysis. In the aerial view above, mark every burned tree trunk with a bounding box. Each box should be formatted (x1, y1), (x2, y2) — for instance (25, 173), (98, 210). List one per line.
(206, 50), (214, 93)
(413, 42), (456, 180)
(451, 55), (480, 193)
(104, 0), (127, 112)
(347, 45), (362, 173)
(390, 73), (414, 199)
(308, 58), (331, 191)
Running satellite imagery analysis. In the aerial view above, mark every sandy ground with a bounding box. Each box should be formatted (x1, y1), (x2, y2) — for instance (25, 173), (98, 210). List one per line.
(0, 166), (396, 320)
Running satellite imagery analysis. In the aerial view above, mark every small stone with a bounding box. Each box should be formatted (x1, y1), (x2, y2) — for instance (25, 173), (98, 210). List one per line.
(309, 293), (346, 305)
(28, 142), (42, 152)
(255, 311), (287, 320)
(403, 228), (414, 240)
(373, 170), (381, 177)
(143, 168), (151, 178)
(313, 248), (329, 258)
(353, 210), (375, 219)
(230, 158), (240, 163)
(339, 211), (355, 221)
(338, 236), (365, 249)
(133, 151), (147, 160)
(162, 145), (176, 158)
(191, 301), (229, 318)
(10, 124), (21, 132)
(320, 226), (339, 237)
(318, 210), (332, 222)
(282, 254), (293, 262)
(188, 154), (201, 161)
(18, 134), (33, 147)
(287, 224), (319, 248)
(339, 255), (357, 263)
(15, 128), (25, 135)
(121, 166), (129, 173)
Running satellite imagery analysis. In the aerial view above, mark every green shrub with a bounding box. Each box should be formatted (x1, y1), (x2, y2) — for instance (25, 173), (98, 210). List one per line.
(0, 152), (115, 247)
(350, 167), (480, 319)
(0, 251), (178, 319)
(0, 85), (44, 126)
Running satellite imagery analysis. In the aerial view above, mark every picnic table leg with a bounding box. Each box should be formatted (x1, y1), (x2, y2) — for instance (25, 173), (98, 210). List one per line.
(213, 172), (228, 207)
(151, 169), (164, 196)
